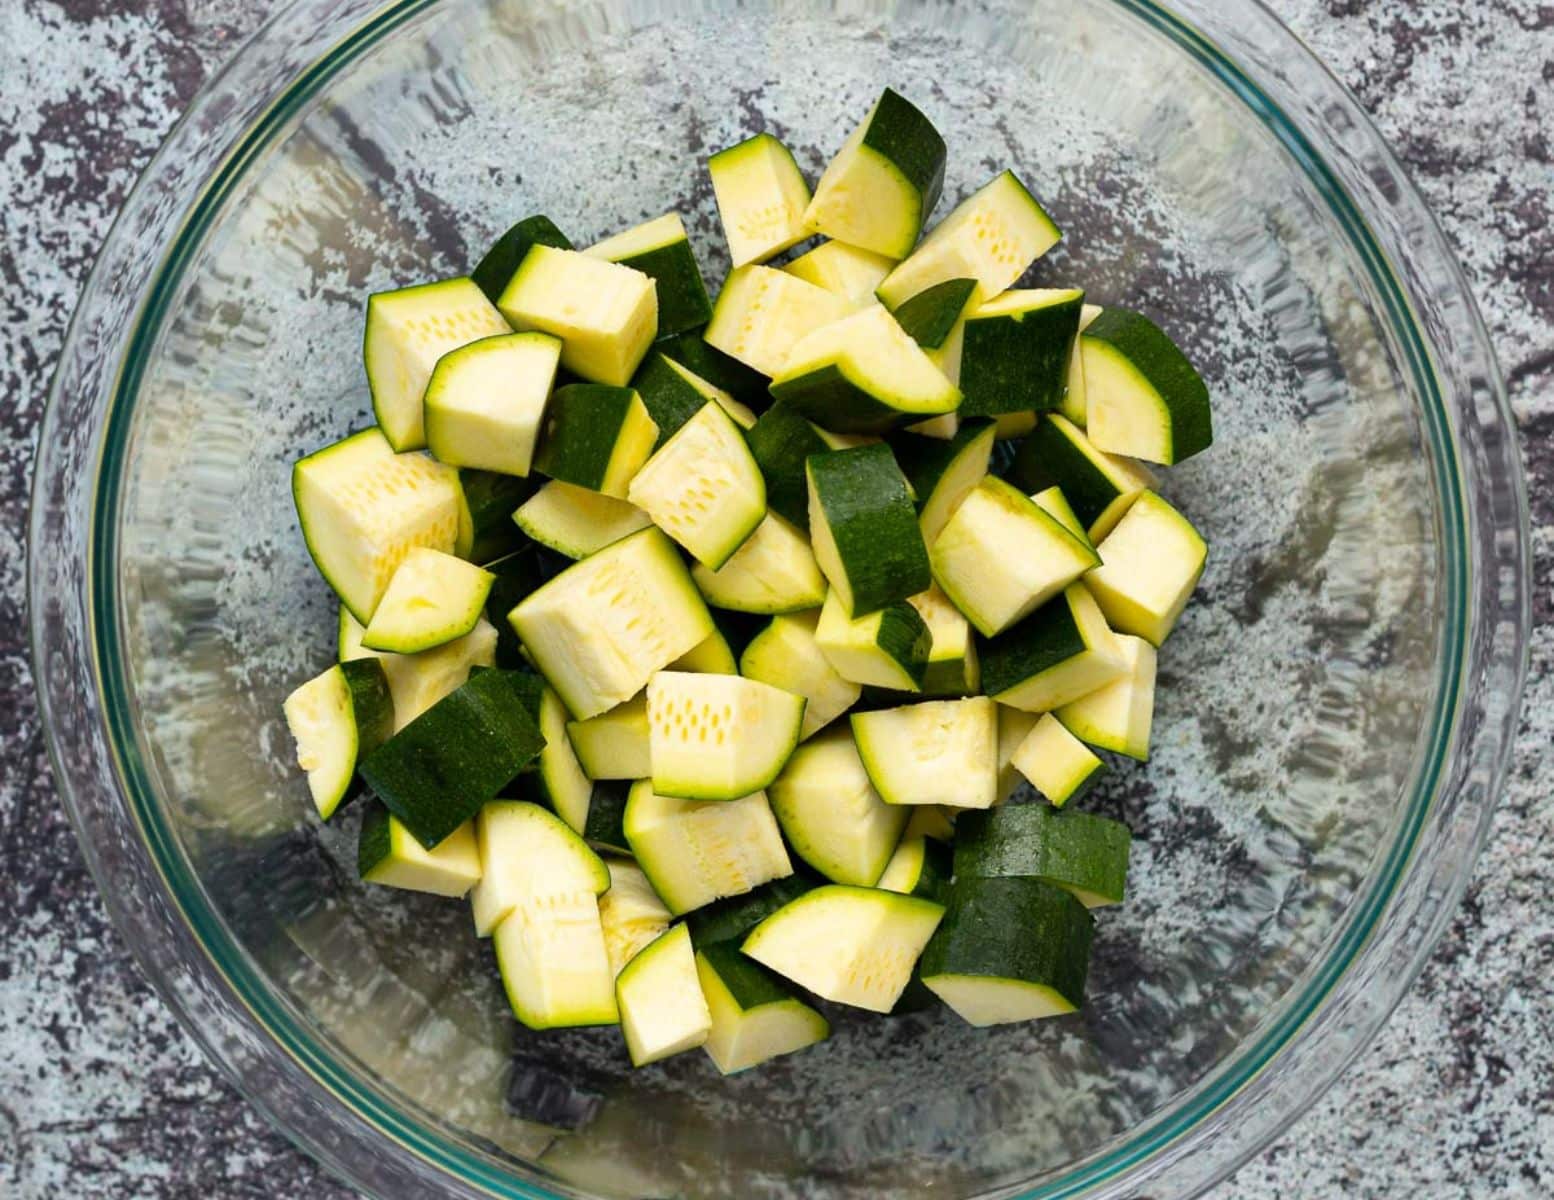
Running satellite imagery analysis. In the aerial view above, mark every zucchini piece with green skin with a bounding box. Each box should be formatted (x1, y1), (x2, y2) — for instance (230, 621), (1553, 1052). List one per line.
(1086, 490), (1207, 646)
(783, 240), (898, 309)
(892, 277), (979, 438)
(584, 213), (712, 336)
(533, 384), (658, 499)
(623, 781), (793, 916)
(739, 609), (862, 740)
(770, 304), (960, 435)
(616, 923), (712, 1066)
(904, 805), (957, 843)
(341, 608), (501, 730)
(627, 402), (766, 570)
(499, 245), (658, 386)
(513, 480), (653, 560)
(364, 277), (512, 451)
(454, 469), (535, 565)
(892, 417), (996, 545)
(996, 704), (1041, 802)
(360, 548), (494, 654)
(358, 669), (547, 848)
(358, 802), (482, 897)
(807, 444), (930, 617)
(954, 804), (1131, 908)
(654, 330), (770, 413)
(767, 727), (908, 887)
(283, 658), (393, 820)
(931, 476), (1100, 637)
(1010, 413), (1157, 542)
(1011, 713), (1107, 809)
(919, 876), (1094, 1025)
(875, 834), (952, 901)
(469, 799), (610, 937)
(598, 857), (671, 975)
(470, 214), (573, 304)
(850, 697), (998, 810)
(425, 332), (561, 475)
(814, 589), (930, 692)
(483, 548), (564, 669)
(1029, 485), (1090, 546)
(745, 402), (839, 530)
(708, 133), (812, 267)
(566, 694), (649, 780)
(685, 874), (820, 947)
(803, 88), (946, 259)
(524, 685), (595, 834)
(510, 526), (715, 721)
(583, 781), (633, 857)
(876, 170), (1062, 310)
(907, 585), (979, 697)
(631, 352), (757, 448)
(741, 884), (944, 1013)
(704, 265), (851, 377)
(695, 943), (830, 1074)
(1082, 307), (1212, 465)
(1055, 634), (1156, 761)
(668, 626), (739, 674)
(959, 288), (1085, 419)
(690, 512), (827, 615)
(294, 428), (461, 624)
(981, 582), (1125, 713)
(645, 672), (806, 802)
(1059, 303), (1104, 427)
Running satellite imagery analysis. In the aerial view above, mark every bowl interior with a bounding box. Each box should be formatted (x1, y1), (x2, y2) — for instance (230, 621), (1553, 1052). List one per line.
(101, 0), (1450, 1195)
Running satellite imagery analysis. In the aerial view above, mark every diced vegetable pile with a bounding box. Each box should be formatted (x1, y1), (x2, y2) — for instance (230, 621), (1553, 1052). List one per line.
(282, 88), (1212, 1081)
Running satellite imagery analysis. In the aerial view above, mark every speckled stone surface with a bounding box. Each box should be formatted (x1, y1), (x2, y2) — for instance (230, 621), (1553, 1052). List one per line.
(0, 1), (1549, 1197)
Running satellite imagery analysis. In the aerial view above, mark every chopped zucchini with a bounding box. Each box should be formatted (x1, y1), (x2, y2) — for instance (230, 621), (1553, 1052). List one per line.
(510, 527), (714, 720)
(907, 584), (979, 697)
(469, 799), (610, 937)
(645, 672), (806, 801)
(454, 469), (534, 565)
(598, 857), (672, 976)
(616, 923), (712, 1066)
(364, 277), (511, 451)
(892, 416), (996, 545)
(741, 884), (944, 1013)
(525, 685), (595, 833)
(919, 876), (1094, 1025)
(1058, 302), (1104, 426)
(931, 476), (1100, 636)
(807, 444), (930, 617)
(583, 781), (633, 858)
(1082, 307), (1212, 465)
(690, 512), (827, 614)
(739, 609), (862, 740)
(282, 658), (393, 820)
(358, 802), (481, 897)
(627, 402), (766, 569)
(685, 874), (821, 947)
(1086, 491), (1207, 646)
(584, 212), (712, 336)
(424, 332), (561, 475)
(745, 401), (840, 530)
(875, 834), (952, 901)
(803, 88), (946, 259)
(904, 805), (958, 843)
(892, 277), (979, 436)
(360, 548), (494, 654)
(533, 383), (658, 499)
(668, 626), (740, 674)
(482, 548), (566, 671)
(814, 589), (930, 692)
(850, 697), (998, 809)
(981, 582), (1125, 713)
(341, 609), (500, 731)
(566, 694), (650, 780)
(623, 781), (793, 916)
(1055, 633), (1156, 761)
(471, 214), (573, 303)
(513, 480), (653, 559)
(708, 133), (812, 267)
(996, 704), (1041, 802)
(770, 304), (960, 434)
(655, 330), (771, 412)
(876, 170), (1061, 309)
(959, 288), (1084, 419)
(783, 240), (898, 308)
(703, 265), (850, 377)
(494, 890), (618, 1030)
(1010, 713), (1107, 809)
(954, 804), (1130, 907)
(1028, 485), (1090, 545)
(498, 245), (657, 386)
(293, 428), (461, 623)
(1010, 413), (1157, 542)
(767, 728), (908, 886)
(696, 943), (829, 1074)
(632, 352), (757, 448)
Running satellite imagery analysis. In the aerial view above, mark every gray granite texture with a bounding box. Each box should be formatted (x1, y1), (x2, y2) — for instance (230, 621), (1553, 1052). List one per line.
(0, 0), (1550, 1196)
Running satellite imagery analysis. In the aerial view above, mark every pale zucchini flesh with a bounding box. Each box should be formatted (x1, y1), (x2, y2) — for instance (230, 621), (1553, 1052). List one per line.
(739, 609), (862, 740)
(696, 945), (830, 1074)
(616, 924), (712, 1066)
(691, 512), (827, 615)
(850, 697), (998, 809)
(423, 331), (560, 475)
(469, 800), (610, 937)
(646, 672), (806, 802)
(1085, 490), (1207, 646)
(703, 265), (851, 377)
(360, 547), (493, 655)
(1010, 713), (1107, 808)
(358, 804), (481, 897)
(598, 857), (672, 976)
(709, 133), (812, 267)
(514, 480), (653, 559)
(814, 589), (930, 692)
(1055, 634), (1157, 760)
(566, 694), (650, 781)
(783, 240), (898, 308)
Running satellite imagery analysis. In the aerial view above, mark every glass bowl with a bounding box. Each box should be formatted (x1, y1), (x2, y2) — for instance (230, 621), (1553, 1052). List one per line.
(29, 0), (1529, 1197)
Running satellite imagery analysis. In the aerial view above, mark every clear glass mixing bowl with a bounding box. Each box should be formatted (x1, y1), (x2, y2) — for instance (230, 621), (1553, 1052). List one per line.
(29, 0), (1529, 1197)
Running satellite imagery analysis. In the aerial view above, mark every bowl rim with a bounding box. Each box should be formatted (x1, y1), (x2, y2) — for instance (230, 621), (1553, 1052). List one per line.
(29, 0), (1531, 1197)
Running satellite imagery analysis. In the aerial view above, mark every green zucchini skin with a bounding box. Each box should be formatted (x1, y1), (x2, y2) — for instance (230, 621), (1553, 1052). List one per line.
(768, 365), (922, 436)
(696, 940), (798, 1009)
(891, 278), (978, 352)
(484, 546), (566, 669)
(631, 353), (716, 447)
(918, 875), (1095, 1008)
(471, 215), (573, 303)
(808, 445), (930, 616)
(959, 293), (1084, 418)
(342, 656), (395, 763)
(747, 402), (832, 529)
(685, 873), (820, 947)
(979, 593), (1091, 699)
(1084, 307), (1213, 463)
(456, 469), (535, 564)
(581, 779), (632, 856)
(533, 384), (646, 492)
(862, 87), (948, 227)
(356, 800), (397, 879)
(616, 240), (712, 336)
(655, 329), (771, 411)
(954, 805), (1132, 905)
(1009, 415), (1145, 538)
(892, 417), (996, 511)
(358, 668), (546, 848)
